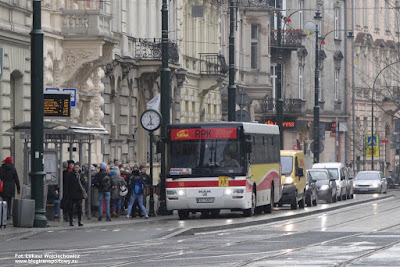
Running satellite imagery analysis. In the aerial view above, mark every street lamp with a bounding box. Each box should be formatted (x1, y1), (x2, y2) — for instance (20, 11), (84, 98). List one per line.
(313, 10), (322, 163)
(371, 61), (400, 170)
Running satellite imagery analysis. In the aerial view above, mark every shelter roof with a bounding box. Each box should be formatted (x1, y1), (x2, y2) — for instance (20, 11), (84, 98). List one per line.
(7, 121), (108, 135)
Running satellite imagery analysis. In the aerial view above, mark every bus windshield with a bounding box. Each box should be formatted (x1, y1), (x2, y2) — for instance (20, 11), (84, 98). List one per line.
(167, 139), (244, 177)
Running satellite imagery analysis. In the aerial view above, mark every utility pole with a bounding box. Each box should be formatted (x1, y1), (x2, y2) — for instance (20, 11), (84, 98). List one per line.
(351, 0), (356, 175)
(313, 11), (322, 163)
(158, 0), (170, 215)
(228, 0), (236, 121)
(30, 0), (47, 227)
(276, 11), (284, 149)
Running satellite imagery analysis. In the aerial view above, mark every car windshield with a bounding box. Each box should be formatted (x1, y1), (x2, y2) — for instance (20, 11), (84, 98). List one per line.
(327, 168), (339, 180)
(281, 156), (293, 175)
(355, 172), (380, 180)
(167, 139), (244, 177)
(309, 171), (329, 180)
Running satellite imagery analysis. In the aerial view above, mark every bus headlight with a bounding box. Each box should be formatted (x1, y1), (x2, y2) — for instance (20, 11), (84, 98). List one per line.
(178, 190), (185, 196)
(225, 189), (232, 195)
(285, 176), (294, 184)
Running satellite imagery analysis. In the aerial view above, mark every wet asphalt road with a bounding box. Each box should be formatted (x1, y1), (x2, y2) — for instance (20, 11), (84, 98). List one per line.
(1, 192), (400, 266)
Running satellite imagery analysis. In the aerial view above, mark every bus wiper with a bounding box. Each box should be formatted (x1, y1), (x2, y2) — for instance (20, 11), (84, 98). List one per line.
(207, 162), (220, 168)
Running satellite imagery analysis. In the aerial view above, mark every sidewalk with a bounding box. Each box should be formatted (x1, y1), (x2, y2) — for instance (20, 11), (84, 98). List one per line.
(0, 211), (176, 241)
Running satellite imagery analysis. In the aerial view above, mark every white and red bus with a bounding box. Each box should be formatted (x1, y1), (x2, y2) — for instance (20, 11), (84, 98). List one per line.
(166, 122), (282, 219)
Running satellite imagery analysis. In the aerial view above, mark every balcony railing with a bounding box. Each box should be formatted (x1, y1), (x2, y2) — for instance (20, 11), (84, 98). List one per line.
(199, 53), (228, 76)
(271, 29), (304, 49)
(133, 38), (179, 64)
(261, 98), (305, 114)
(240, 0), (270, 7)
(62, 10), (112, 37)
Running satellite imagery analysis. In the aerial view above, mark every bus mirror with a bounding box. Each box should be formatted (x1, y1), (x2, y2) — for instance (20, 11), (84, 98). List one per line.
(245, 140), (252, 153)
(296, 167), (304, 177)
(156, 140), (163, 154)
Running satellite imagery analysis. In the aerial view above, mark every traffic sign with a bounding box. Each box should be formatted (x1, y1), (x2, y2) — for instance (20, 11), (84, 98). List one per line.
(235, 110), (251, 122)
(380, 138), (388, 143)
(236, 90), (252, 108)
(310, 140), (324, 154)
(365, 134), (379, 157)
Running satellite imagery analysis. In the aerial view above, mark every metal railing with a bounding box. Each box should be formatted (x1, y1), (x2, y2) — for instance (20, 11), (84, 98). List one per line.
(261, 98), (305, 114)
(199, 53), (228, 75)
(271, 29), (304, 49)
(133, 38), (179, 64)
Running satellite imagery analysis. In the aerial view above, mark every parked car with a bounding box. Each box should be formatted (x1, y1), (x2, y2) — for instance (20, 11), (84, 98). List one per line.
(307, 169), (337, 203)
(278, 150), (307, 210)
(386, 177), (399, 189)
(305, 170), (318, 206)
(353, 171), (387, 194)
(312, 162), (354, 201)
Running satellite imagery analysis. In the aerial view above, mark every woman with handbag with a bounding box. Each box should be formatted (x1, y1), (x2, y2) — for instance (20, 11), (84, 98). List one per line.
(64, 163), (86, 226)
(111, 167), (127, 218)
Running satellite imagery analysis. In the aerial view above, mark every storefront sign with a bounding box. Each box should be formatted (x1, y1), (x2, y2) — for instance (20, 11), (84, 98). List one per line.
(265, 119), (296, 128)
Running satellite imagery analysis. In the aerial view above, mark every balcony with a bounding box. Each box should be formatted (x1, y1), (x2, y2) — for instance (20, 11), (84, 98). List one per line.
(270, 29), (304, 50)
(133, 38), (179, 64)
(62, 10), (112, 38)
(261, 98), (305, 114)
(199, 53), (228, 76)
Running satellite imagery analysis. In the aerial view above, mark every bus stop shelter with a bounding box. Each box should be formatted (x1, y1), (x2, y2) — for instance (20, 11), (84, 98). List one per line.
(7, 121), (108, 219)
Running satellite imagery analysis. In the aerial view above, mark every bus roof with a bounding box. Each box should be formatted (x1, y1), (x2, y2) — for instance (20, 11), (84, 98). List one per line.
(168, 122), (279, 135)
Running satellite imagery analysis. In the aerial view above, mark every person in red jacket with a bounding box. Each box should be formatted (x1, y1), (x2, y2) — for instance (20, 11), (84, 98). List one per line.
(0, 157), (20, 220)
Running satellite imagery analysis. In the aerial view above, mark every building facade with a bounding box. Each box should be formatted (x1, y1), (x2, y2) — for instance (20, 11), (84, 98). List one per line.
(348, 0), (400, 175)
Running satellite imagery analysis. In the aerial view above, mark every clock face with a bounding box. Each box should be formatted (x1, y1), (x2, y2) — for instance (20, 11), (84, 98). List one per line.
(141, 110), (161, 131)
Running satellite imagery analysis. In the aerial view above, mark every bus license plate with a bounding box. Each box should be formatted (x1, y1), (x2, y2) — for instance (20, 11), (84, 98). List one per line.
(197, 198), (214, 203)
(219, 176), (229, 187)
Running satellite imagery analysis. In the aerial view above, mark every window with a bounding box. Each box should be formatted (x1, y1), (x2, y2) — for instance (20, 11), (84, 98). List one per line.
(251, 25), (259, 69)
(299, 0), (304, 29)
(334, 70), (340, 101)
(385, 0), (390, 31)
(334, 7), (340, 39)
(374, 0), (380, 29)
(363, 0), (367, 27)
(355, 0), (359, 26)
(298, 66), (304, 99)
(271, 65), (277, 98)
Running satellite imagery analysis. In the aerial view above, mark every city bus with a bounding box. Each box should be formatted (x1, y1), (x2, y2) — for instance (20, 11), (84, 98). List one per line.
(165, 122), (282, 219)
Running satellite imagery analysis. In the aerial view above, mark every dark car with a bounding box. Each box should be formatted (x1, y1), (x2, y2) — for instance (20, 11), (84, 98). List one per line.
(305, 171), (318, 206)
(307, 169), (337, 203)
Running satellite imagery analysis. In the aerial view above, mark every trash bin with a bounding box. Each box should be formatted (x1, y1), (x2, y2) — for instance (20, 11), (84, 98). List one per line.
(13, 199), (35, 228)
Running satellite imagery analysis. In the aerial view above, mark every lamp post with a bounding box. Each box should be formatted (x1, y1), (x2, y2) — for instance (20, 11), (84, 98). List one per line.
(276, 11), (283, 149)
(370, 61), (400, 170)
(228, 0), (236, 121)
(313, 11), (322, 163)
(158, 0), (170, 215)
(30, 0), (47, 228)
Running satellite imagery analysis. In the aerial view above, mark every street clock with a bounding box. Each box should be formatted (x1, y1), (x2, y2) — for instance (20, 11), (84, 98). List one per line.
(140, 109), (162, 132)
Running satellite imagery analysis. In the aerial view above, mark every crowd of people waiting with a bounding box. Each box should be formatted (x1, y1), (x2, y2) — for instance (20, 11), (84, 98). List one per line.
(49, 159), (152, 227)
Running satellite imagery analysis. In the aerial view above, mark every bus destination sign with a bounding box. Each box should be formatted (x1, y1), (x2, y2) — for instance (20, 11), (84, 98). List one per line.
(171, 128), (237, 141)
(44, 93), (71, 117)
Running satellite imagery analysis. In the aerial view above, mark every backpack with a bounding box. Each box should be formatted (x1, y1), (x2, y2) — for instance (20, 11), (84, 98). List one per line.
(134, 179), (143, 195)
(119, 184), (128, 197)
(102, 175), (112, 191)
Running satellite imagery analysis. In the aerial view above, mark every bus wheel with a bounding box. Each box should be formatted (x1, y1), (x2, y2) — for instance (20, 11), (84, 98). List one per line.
(178, 210), (189, 220)
(201, 211), (210, 218)
(210, 210), (220, 217)
(243, 192), (255, 217)
(265, 187), (274, 214)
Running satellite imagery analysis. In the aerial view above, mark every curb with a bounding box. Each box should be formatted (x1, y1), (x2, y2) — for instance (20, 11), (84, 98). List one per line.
(174, 194), (395, 237)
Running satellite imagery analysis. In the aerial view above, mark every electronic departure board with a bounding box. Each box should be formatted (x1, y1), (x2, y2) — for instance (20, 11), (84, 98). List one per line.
(44, 93), (71, 117)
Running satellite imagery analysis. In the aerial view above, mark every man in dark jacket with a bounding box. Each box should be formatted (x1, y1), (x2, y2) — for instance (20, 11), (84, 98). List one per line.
(95, 162), (114, 221)
(139, 165), (151, 209)
(62, 160), (74, 222)
(64, 163), (85, 226)
(0, 157), (20, 220)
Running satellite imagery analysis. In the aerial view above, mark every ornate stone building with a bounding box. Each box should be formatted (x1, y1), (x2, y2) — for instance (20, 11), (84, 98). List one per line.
(348, 0), (400, 174)
(0, 0), (32, 178)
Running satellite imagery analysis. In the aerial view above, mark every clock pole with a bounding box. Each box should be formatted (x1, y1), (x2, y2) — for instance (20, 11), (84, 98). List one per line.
(148, 130), (156, 217)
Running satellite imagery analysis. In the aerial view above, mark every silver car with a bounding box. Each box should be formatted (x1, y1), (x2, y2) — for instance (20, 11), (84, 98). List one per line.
(353, 171), (387, 194)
